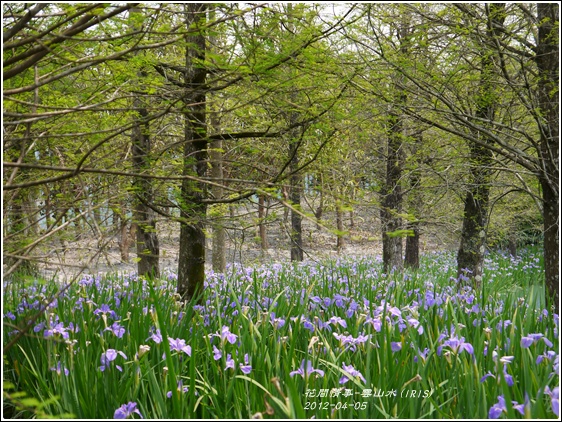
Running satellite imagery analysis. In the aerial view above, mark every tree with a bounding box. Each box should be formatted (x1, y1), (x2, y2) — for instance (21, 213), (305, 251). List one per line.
(177, 3), (208, 302)
(360, 3), (558, 304)
(456, 3), (506, 288)
(534, 3), (559, 311)
(130, 6), (160, 278)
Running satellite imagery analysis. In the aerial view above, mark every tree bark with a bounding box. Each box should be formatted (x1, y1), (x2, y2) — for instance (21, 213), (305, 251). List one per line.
(381, 108), (404, 274)
(177, 3), (208, 302)
(405, 222), (419, 269)
(336, 199), (345, 253)
(405, 133), (422, 270)
(210, 117), (226, 273)
(289, 141), (304, 261)
(380, 15), (410, 275)
(208, 7), (226, 274)
(535, 3), (559, 313)
(456, 4), (504, 289)
(456, 155), (490, 288)
(130, 7), (159, 279)
(258, 194), (269, 251)
(131, 86), (160, 278)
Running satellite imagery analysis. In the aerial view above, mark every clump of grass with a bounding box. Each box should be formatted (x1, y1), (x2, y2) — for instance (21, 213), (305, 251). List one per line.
(3, 247), (558, 418)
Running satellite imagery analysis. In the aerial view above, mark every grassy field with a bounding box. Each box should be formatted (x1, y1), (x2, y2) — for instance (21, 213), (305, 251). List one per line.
(2, 247), (559, 419)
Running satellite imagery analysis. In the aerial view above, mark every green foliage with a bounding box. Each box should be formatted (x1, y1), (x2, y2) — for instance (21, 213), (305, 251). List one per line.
(2, 248), (558, 419)
(3, 381), (74, 419)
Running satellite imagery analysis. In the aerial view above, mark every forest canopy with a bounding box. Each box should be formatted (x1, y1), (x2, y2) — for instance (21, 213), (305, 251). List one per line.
(2, 3), (558, 309)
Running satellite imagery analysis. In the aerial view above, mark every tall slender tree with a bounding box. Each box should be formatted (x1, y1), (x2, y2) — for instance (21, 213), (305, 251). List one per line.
(534, 3), (559, 311)
(177, 3), (208, 302)
(130, 6), (159, 278)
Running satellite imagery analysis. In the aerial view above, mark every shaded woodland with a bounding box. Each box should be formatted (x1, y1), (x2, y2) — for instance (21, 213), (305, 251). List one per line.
(3, 3), (558, 310)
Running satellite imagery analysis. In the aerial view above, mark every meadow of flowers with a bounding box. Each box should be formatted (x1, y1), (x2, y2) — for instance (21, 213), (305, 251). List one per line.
(2, 247), (559, 419)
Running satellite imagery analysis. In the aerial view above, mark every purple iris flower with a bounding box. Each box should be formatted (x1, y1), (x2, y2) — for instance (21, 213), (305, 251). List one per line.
(502, 365), (514, 387)
(105, 322), (126, 338)
(166, 380), (189, 398)
(536, 350), (557, 365)
(365, 316), (382, 332)
(146, 328), (162, 344)
(407, 317), (424, 335)
(437, 335), (474, 355)
(488, 395), (525, 419)
(346, 301), (358, 318)
(521, 333), (553, 348)
(114, 402), (143, 419)
(544, 386), (559, 417)
(225, 354), (235, 370)
(333, 294), (345, 308)
(44, 322), (69, 339)
(387, 306), (402, 318)
(391, 342), (402, 353)
(329, 316), (347, 328)
(339, 362), (366, 384)
(100, 349), (127, 372)
(270, 313), (286, 329)
(302, 320), (315, 332)
(212, 345), (222, 361)
(240, 353), (252, 374)
(94, 304), (117, 319)
(333, 333), (371, 352)
(50, 361), (69, 376)
(413, 347), (430, 363)
(220, 326), (238, 344)
(168, 337), (191, 356)
(290, 359), (324, 378)
(480, 372), (495, 383)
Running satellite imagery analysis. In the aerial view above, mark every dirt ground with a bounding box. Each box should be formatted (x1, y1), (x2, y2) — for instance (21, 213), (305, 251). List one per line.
(31, 199), (457, 281)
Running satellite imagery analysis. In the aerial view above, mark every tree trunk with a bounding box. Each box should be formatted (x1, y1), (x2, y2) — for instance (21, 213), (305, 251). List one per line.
(130, 7), (159, 279)
(456, 4), (505, 289)
(209, 125), (226, 273)
(258, 194), (269, 251)
(209, 7), (226, 274)
(177, 3), (208, 302)
(456, 142), (492, 289)
(131, 83), (159, 278)
(405, 133), (422, 270)
(535, 3), (559, 313)
(315, 173), (324, 231)
(289, 136), (304, 261)
(290, 178), (304, 261)
(336, 199), (345, 253)
(380, 15), (410, 275)
(381, 111), (404, 274)
(405, 222), (419, 269)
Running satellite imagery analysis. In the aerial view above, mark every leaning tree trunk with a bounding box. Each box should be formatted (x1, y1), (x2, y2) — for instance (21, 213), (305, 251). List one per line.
(535, 3), (559, 313)
(177, 3), (208, 303)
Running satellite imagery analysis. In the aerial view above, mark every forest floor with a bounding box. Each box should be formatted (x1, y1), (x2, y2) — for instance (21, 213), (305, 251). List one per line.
(31, 199), (458, 282)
